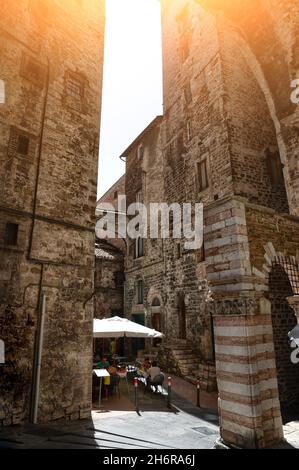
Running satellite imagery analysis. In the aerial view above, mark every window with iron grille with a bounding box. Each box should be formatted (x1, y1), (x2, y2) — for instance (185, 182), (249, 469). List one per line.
(8, 127), (35, 159)
(64, 72), (85, 112)
(5, 223), (19, 246)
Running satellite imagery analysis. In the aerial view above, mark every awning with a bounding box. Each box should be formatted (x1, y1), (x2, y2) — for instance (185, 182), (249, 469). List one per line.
(93, 316), (164, 339)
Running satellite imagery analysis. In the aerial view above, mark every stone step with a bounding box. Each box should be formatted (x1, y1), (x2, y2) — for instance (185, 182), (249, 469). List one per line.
(173, 352), (197, 359)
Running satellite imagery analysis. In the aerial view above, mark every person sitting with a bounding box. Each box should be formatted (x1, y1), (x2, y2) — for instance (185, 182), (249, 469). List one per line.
(142, 357), (151, 371)
(107, 360), (118, 395)
(147, 361), (164, 393)
(95, 356), (109, 369)
(108, 360), (117, 376)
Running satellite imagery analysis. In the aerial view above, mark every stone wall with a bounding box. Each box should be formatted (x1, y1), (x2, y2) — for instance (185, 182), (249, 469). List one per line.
(0, 0), (105, 425)
(94, 244), (124, 319)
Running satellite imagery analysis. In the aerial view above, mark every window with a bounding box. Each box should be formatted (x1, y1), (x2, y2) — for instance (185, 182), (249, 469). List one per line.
(17, 135), (30, 156)
(176, 242), (181, 260)
(64, 72), (85, 112)
(114, 191), (118, 200)
(0, 80), (5, 104)
(186, 120), (192, 141)
(197, 159), (209, 193)
(137, 144), (144, 161)
(135, 236), (145, 259)
(5, 223), (19, 246)
(266, 149), (284, 186)
(8, 127), (35, 159)
(137, 280), (144, 305)
(136, 191), (143, 204)
(152, 297), (161, 307)
(114, 271), (124, 289)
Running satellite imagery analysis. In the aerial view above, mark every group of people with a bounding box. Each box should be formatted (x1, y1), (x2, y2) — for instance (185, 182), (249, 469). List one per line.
(139, 357), (165, 392)
(94, 355), (119, 395)
(93, 354), (165, 395)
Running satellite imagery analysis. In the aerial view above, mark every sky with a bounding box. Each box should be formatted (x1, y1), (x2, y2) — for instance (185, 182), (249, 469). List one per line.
(97, 0), (163, 198)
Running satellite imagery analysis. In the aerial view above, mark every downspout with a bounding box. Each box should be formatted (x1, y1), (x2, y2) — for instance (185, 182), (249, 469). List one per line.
(31, 290), (46, 424)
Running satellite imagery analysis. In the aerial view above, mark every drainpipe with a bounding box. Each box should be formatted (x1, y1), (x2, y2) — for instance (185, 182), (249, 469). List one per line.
(31, 291), (46, 424)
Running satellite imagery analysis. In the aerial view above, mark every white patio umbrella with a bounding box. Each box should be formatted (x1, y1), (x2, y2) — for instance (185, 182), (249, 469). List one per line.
(93, 316), (164, 339)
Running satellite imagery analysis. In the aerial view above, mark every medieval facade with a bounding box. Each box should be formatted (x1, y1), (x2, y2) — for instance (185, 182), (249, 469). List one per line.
(0, 0), (105, 425)
(121, 0), (299, 449)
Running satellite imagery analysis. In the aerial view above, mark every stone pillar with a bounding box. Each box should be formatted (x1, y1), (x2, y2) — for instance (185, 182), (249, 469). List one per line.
(287, 295), (299, 324)
(214, 312), (284, 449)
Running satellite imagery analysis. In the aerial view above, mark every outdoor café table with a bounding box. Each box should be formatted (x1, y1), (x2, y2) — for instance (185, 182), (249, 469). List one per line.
(93, 369), (110, 407)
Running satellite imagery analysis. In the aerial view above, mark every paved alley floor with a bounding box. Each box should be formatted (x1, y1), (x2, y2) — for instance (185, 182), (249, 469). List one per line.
(0, 380), (220, 450)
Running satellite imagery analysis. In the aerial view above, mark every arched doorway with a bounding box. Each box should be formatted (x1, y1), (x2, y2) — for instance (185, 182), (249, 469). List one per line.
(178, 295), (186, 340)
(269, 261), (299, 422)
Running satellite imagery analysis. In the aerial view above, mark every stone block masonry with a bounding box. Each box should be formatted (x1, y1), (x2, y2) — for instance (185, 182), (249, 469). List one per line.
(0, 0), (105, 425)
(214, 314), (283, 449)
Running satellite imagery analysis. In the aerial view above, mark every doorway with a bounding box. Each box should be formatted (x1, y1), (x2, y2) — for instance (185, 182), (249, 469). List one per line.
(269, 262), (299, 422)
(131, 313), (145, 357)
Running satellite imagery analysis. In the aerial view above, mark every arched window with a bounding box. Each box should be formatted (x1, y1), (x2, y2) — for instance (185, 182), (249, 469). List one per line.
(152, 297), (161, 307)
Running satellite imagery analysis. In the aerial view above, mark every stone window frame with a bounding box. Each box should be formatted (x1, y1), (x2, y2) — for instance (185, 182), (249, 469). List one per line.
(7, 126), (37, 162)
(20, 53), (46, 88)
(136, 279), (145, 305)
(63, 70), (87, 114)
(195, 152), (210, 196)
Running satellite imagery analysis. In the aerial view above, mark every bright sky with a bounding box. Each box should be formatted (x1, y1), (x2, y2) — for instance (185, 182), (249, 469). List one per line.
(98, 0), (163, 198)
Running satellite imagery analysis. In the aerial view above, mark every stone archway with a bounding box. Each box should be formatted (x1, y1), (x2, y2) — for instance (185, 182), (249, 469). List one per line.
(256, 242), (299, 422)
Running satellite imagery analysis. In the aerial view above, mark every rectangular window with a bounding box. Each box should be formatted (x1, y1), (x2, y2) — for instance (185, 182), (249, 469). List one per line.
(17, 135), (30, 156)
(137, 280), (144, 305)
(114, 271), (124, 289)
(64, 72), (85, 112)
(135, 236), (145, 259)
(197, 160), (209, 193)
(266, 151), (284, 186)
(5, 223), (19, 246)
(8, 127), (36, 160)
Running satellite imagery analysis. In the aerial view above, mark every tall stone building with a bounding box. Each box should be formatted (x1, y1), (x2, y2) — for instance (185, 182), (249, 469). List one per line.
(0, 0), (105, 425)
(94, 176), (126, 321)
(160, 0), (299, 449)
(115, 0), (299, 449)
(123, 117), (165, 356)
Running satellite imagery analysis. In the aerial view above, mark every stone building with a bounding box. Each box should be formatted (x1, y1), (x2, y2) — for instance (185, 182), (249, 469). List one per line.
(119, 0), (299, 449)
(94, 176), (126, 321)
(0, 0), (105, 425)
(122, 117), (165, 357)
(160, 0), (299, 449)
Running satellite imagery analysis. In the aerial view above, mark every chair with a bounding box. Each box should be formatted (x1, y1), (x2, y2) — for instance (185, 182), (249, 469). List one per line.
(117, 368), (130, 396)
(111, 374), (121, 398)
(147, 373), (165, 393)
